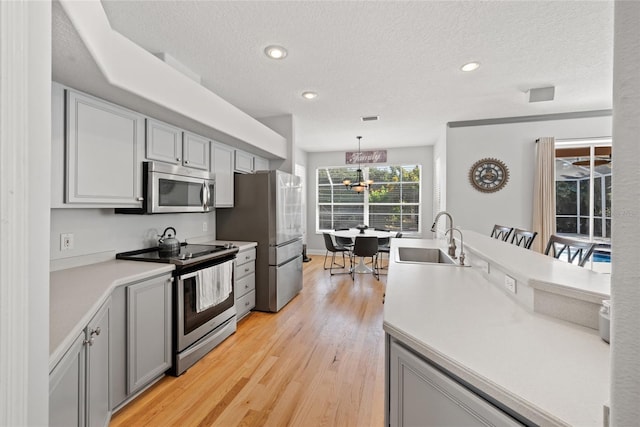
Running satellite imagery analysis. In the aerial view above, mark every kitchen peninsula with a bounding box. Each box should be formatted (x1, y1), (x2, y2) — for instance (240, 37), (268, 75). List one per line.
(383, 232), (610, 426)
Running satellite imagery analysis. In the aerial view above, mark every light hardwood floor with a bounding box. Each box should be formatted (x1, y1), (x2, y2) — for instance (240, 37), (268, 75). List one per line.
(110, 255), (386, 427)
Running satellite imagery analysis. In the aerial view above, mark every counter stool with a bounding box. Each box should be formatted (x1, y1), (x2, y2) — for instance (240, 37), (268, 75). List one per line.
(544, 234), (596, 267)
(510, 228), (537, 249)
(490, 224), (514, 242)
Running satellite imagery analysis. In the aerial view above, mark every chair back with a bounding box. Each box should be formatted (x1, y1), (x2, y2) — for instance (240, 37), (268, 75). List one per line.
(544, 235), (596, 267)
(490, 224), (514, 242)
(510, 228), (538, 249)
(377, 237), (390, 249)
(395, 232), (403, 238)
(353, 236), (379, 258)
(323, 233), (339, 252)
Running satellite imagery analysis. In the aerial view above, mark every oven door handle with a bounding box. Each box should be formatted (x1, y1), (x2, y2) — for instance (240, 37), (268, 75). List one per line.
(180, 271), (199, 281)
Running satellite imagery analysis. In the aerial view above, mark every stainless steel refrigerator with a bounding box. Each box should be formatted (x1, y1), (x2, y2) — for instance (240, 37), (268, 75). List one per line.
(216, 170), (303, 312)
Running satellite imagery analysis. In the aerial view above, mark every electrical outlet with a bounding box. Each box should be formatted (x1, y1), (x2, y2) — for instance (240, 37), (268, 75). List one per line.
(202, 221), (208, 232)
(60, 233), (74, 251)
(478, 259), (490, 274)
(504, 275), (517, 294)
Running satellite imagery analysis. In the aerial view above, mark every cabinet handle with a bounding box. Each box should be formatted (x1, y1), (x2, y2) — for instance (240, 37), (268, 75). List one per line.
(92, 327), (101, 337)
(83, 337), (94, 346)
(136, 197), (144, 201)
(244, 301), (250, 307)
(184, 160), (189, 164)
(245, 268), (250, 273)
(176, 157), (181, 162)
(244, 284), (249, 289)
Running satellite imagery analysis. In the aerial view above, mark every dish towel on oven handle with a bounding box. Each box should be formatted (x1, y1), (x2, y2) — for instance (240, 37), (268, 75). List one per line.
(196, 260), (233, 313)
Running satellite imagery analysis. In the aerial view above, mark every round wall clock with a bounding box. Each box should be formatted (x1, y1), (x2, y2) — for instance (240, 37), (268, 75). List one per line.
(469, 158), (510, 193)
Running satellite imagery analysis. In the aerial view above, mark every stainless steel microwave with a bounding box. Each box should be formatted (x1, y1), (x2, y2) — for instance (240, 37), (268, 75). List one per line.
(117, 161), (214, 214)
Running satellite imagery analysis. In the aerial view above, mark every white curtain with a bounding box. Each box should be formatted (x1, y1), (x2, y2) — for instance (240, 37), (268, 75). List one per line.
(532, 137), (556, 253)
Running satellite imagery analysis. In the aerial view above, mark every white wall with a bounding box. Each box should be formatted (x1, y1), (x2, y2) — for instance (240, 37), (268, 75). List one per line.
(306, 146), (433, 252)
(611, 1), (640, 424)
(50, 209), (216, 264)
(0, 1), (51, 424)
(446, 115), (612, 235)
(258, 114), (296, 173)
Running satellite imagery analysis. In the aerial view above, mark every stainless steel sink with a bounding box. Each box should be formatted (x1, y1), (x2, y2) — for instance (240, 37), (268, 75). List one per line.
(395, 247), (461, 265)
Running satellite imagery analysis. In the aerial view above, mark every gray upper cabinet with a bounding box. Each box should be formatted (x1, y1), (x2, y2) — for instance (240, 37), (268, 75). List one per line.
(253, 156), (269, 172)
(234, 149), (254, 173)
(65, 90), (144, 207)
(145, 118), (182, 165)
(126, 275), (172, 394)
(212, 142), (235, 207)
(146, 119), (210, 170)
(182, 131), (210, 170)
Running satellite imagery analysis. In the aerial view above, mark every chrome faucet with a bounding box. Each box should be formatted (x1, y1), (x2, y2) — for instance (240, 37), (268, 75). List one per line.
(431, 211), (456, 258)
(445, 227), (465, 266)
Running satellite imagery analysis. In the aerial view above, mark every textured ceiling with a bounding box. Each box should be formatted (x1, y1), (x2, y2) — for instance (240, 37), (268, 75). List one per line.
(57, 1), (613, 152)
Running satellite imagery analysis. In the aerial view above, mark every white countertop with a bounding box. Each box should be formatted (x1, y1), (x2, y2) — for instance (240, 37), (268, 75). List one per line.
(383, 238), (610, 426)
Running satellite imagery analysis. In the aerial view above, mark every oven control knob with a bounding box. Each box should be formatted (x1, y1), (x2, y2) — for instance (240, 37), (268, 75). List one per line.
(186, 252), (193, 258)
(179, 254), (186, 260)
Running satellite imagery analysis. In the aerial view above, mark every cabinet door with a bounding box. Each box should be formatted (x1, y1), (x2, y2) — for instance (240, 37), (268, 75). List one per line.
(183, 131), (210, 170)
(145, 118), (182, 165)
(253, 156), (269, 172)
(234, 149), (254, 173)
(389, 340), (523, 427)
(86, 299), (111, 427)
(66, 90), (143, 206)
(127, 276), (172, 394)
(49, 332), (85, 427)
(212, 142), (235, 207)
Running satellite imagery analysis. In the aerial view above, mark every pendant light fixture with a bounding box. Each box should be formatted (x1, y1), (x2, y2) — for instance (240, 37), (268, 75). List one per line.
(343, 136), (373, 193)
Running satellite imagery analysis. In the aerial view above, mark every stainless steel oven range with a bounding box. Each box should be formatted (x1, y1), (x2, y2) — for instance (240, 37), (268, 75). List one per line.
(117, 243), (239, 375)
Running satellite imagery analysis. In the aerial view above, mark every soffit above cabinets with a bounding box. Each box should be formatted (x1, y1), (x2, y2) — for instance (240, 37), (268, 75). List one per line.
(53, 0), (286, 160)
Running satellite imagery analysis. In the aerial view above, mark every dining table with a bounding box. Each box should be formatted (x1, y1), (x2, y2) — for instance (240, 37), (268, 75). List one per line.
(332, 228), (395, 273)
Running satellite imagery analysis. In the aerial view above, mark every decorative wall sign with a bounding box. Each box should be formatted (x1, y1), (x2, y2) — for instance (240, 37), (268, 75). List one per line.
(469, 158), (510, 193)
(345, 150), (387, 164)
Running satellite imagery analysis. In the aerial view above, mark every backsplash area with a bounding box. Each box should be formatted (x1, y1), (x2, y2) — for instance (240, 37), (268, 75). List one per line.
(50, 208), (216, 269)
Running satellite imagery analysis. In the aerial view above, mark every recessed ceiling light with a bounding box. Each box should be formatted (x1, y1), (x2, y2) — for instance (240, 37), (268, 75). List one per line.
(264, 45), (288, 60)
(460, 62), (480, 72)
(302, 91), (318, 100)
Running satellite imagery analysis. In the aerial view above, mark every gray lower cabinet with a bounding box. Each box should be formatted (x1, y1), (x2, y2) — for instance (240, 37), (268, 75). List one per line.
(110, 274), (172, 410)
(49, 298), (111, 427)
(388, 338), (523, 427)
(235, 247), (256, 320)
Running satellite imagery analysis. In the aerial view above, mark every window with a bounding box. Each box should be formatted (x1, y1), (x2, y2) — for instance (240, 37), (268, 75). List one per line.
(317, 165), (421, 233)
(555, 139), (611, 267)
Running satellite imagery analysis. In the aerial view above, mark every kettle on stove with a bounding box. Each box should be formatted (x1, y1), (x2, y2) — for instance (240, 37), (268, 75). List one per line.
(158, 227), (180, 256)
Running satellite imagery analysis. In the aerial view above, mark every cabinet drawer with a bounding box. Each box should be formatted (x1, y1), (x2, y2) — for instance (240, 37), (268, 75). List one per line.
(235, 273), (255, 298)
(235, 248), (256, 267)
(236, 290), (255, 320)
(235, 261), (255, 280)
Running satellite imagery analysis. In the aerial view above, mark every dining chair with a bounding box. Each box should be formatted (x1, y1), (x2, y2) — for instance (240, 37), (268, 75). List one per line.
(544, 235), (596, 267)
(334, 228), (354, 249)
(510, 228), (538, 249)
(490, 224), (514, 242)
(352, 236), (379, 280)
(322, 233), (352, 275)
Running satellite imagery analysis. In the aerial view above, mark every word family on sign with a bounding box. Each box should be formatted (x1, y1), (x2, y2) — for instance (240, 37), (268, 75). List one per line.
(345, 150), (387, 164)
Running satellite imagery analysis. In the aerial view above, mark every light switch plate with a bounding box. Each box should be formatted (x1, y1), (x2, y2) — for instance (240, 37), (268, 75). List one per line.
(505, 275), (517, 293)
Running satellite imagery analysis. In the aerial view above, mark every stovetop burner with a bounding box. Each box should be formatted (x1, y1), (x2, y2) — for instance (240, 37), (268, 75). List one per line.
(116, 243), (238, 266)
